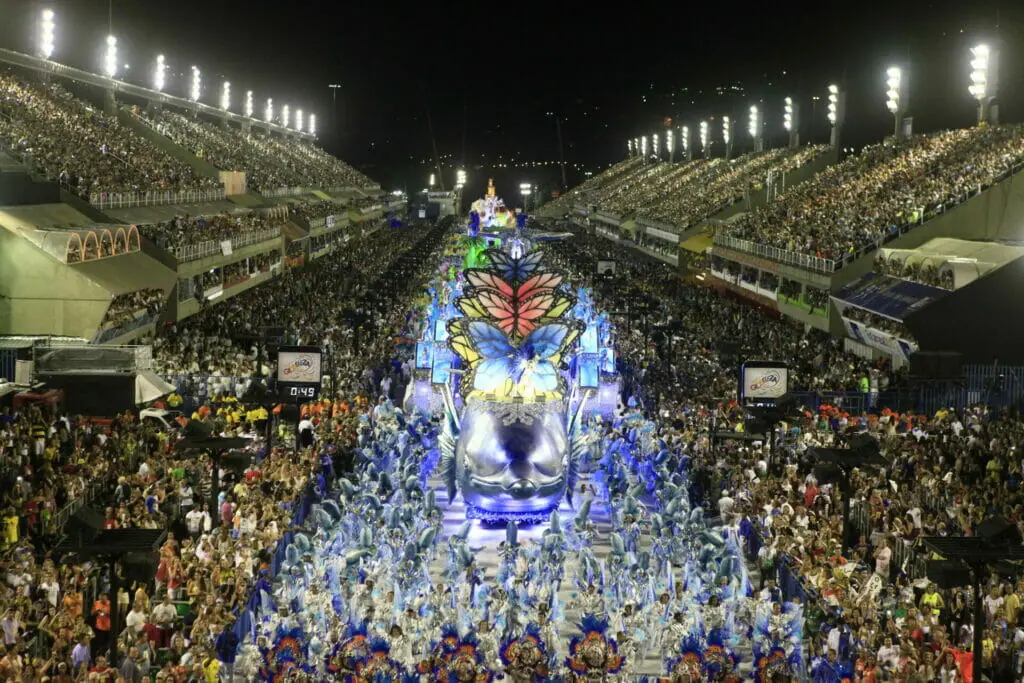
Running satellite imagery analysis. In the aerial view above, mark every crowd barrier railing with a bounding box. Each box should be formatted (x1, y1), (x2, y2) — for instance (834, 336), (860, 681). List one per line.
(89, 188), (226, 210)
(170, 226), (281, 263)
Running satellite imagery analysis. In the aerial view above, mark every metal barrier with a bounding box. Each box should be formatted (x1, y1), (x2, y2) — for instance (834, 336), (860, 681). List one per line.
(172, 226), (281, 263)
(89, 188), (226, 210)
(713, 233), (837, 273)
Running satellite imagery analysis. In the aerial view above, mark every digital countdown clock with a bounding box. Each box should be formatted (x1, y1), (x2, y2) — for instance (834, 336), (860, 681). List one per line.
(277, 345), (323, 402)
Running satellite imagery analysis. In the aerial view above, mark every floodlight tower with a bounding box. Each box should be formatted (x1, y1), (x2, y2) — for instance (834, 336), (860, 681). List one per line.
(455, 168), (467, 215)
(153, 55), (166, 92)
(783, 97), (799, 148)
(885, 66), (909, 139)
(103, 35), (118, 79)
(520, 182), (533, 212)
(296, 109), (303, 133)
(627, 139), (634, 158)
(38, 9), (55, 60)
(969, 44), (1000, 125)
(282, 105), (290, 129)
(264, 98), (273, 124)
(244, 91), (254, 118)
(666, 128), (675, 163)
(748, 105), (763, 153)
(681, 125), (692, 161)
(651, 133), (660, 160)
(722, 116), (732, 160)
(634, 137), (641, 161)
(640, 135), (648, 162)
(309, 114), (316, 137)
(827, 84), (844, 148)
(189, 66), (201, 103)
(220, 81), (231, 111)
(699, 121), (709, 158)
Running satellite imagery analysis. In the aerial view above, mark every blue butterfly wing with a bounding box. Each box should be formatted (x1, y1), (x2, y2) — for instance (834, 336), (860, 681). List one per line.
(466, 320), (515, 358)
(522, 323), (570, 359)
(475, 358), (512, 391)
(521, 362), (560, 393)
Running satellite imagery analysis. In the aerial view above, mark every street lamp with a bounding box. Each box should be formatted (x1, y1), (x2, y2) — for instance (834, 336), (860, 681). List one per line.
(783, 96), (799, 148)
(153, 54), (165, 92)
(38, 9), (55, 60)
(103, 35), (117, 79)
(282, 105), (290, 128)
(220, 81), (230, 111)
(264, 98), (273, 124)
(969, 44), (999, 124)
(189, 66), (201, 102)
(295, 109), (303, 132)
(699, 121), (709, 156)
(244, 90), (253, 118)
(748, 105), (763, 152)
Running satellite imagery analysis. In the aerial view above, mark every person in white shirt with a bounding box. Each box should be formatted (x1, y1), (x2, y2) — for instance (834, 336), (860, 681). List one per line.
(124, 603), (147, 635)
(874, 538), (892, 577)
(877, 637), (900, 670)
(185, 508), (210, 537)
(152, 596), (177, 630)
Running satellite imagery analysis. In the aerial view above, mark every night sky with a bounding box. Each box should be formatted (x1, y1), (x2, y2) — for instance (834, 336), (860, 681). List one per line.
(1, 0), (1022, 198)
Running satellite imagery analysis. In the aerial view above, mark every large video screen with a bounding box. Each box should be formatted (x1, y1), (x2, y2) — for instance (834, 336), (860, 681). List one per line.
(741, 364), (788, 399)
(277, 347), (322, 384)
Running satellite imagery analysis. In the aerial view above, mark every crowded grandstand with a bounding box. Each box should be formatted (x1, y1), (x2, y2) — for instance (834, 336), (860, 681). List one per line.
(1, 8), (1024, 683)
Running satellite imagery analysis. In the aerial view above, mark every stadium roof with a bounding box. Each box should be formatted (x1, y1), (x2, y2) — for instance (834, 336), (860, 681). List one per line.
(832, 272), (949, 321)
(884, 237), (1024, 269)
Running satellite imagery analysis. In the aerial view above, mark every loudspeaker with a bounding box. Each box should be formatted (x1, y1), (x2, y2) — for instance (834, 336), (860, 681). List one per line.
(909, 351), (963, 380)
(927, 560), (972, 589)
(977, 516), (1023, 546)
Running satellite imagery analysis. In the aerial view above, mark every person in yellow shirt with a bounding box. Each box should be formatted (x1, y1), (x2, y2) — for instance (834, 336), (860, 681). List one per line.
(2, 508), (18, 547)
(1003, 586), (1020, 627)
(920, 583), (944, 617)
(203, 654), (220, 683)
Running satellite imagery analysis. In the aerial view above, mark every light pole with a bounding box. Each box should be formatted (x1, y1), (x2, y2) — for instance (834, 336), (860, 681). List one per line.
(886, 66), (907, 139)
(699, 121), (709, 158)
(784, 97), (799, 149)
(295, 109), (303, 133)
(456, 169), (467, 215)
(190, 66), (201, 103)
(651, 133), (660, 160)
(627, 139), (634, 158)
(546, 112), (568, 190)
(681, 125), (691, 161)
(103, 35), (118, 79)
(519, 182), (533, 213)
(153, 54), (166, 92)
(666, 128), (675, 163)
(328, 83), (342, 130)
(282, 105), (290, 129)
(722, 116), (732, 160)
(969, 44), (999, 125)
(810, 95), (820, 143)
(264, 98), (274, 124)
(309, 114), (316, 137)
(244, 90), (254, 118)
(827, 84), (843, 148)
(748, 105), (763, 153)
(220, 81), (231, 111)
(38, 9), (55, 60)
(640, 135), (648, 162)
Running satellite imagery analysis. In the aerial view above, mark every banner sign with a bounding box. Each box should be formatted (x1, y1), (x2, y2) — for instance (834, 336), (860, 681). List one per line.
(833, 272), (947, 321)
(842, 318), (918, 361)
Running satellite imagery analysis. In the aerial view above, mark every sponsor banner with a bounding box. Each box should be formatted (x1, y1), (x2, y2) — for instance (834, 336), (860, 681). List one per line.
(843, 318), (917, 361)
(833, 272), (947, 321)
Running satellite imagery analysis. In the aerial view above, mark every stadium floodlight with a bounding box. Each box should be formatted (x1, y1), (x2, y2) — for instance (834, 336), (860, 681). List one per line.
(722, 116), (730, 145)
(282, 105), (290, 128)
(747, 105), (760, 138)
(295, 109), (303, 132)
(885, 67), (902, 113)
(244, 90), (254, 118)
(264, 98), (273, 123)
(783, 97), (793, 131)
(429, 173), (436, 187)
(39, 9), (55, 60)
(699, 121), (708, 152)
(628, 139), (634, 157)
(969, 43), (999, 124)
(969, 44), (990, 101)
(153, 54), (166, 92)
(220, 81), (230, 111)
(681, 125), (690, 152)
(827, 84), (839, 125)
(652, 133), (659, 158)
(190, 66), (201, 102)
(456, 168), (467, 189)
(309, 114), (316, 136)
(640, 135), (648, 158)
(103, 35), (117, 79)
(666, 129), (674, 162)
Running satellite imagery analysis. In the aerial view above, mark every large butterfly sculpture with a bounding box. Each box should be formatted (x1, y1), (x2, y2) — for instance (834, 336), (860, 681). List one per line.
(458, 268), (574, 339)
(447, 319), (581, 399)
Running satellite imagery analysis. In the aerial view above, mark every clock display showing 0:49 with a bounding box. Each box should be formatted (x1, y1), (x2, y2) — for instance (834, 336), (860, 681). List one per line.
(281, 383), (320, 401)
